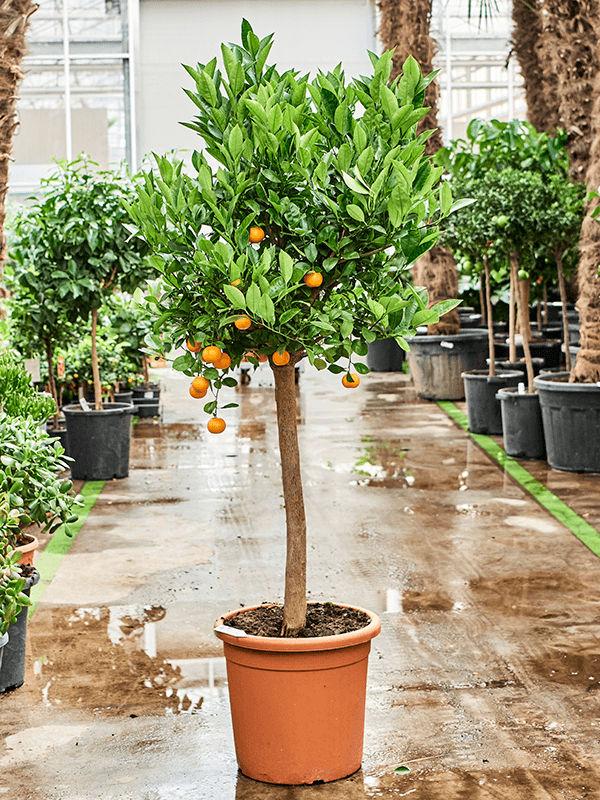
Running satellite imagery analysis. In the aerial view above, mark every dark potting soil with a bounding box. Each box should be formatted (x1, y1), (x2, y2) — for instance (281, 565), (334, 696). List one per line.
(226, 602), (371, 638)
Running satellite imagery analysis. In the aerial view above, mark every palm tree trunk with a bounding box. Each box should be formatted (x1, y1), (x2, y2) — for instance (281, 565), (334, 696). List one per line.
(512, 0), (559, 132)
(0, 0), (38, 308)
(273, 360), (307, 635)
(538, 0), (600, 181)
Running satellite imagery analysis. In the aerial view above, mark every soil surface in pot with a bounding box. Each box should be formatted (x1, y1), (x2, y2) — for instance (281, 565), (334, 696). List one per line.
(226, 602), (371, 638)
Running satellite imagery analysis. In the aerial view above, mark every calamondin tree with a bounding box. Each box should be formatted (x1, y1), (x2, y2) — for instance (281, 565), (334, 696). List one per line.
(127, 21), (463, 635)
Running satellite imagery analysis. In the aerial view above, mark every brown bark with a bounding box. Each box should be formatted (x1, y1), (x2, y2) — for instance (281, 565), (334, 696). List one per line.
(511, 253), (535, 393)
(273, 360), (307, 635)
(538, 0), (600, 181)
(412, 247), (460, 336)
(91, 307), (104, 411)
(479, 274), (486, 326)
(142, 352), (150, 388)
(509, 265), (517, 364)
(518, 278), (532, 342)
(571, 20), (600, 383)
(512, 0), (560, 131)
(0, 0), (38, 300)
(377, 0), (442, 154)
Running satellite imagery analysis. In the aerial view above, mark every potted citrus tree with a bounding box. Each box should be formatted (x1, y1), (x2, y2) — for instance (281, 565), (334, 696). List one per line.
(28, 155), (155, 480)
(127, 22), (460, 785)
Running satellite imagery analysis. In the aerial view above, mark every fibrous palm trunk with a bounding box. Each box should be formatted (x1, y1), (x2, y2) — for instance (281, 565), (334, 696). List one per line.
(0, 0), (38, 308)
(377, 0), (460, 336)
(512, 0), (560, 132)
(538, 0), (599, 181)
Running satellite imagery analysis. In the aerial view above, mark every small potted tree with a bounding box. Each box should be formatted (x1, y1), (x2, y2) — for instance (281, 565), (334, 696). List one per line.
(127, 23), (460, 785)
(29, 156), (156, 480)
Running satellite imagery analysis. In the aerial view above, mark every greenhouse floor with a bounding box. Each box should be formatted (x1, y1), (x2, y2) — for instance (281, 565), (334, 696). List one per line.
(3, 363), (600, 799)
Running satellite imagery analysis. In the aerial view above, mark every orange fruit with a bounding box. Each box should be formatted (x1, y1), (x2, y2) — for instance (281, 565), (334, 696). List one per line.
(272, 350), (290, 366)
(249, 226), (265, 243)
(230, 279), (242, 287)
(214, 353), (232, 370)
(342, 373), (360, 389)
(202, 345), (222, 363)
(304, 271), (323, 288)
(234, 315), (252, 330)
(187, 338), (202, 352)
(257, 353), (269, 363)
(189, 385), (207, 399)
(207, 417), (226, 434)
(192, 375), (210, 392)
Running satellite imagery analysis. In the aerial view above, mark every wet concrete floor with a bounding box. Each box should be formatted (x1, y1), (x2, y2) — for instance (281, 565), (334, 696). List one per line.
(3, 366), (600, 799)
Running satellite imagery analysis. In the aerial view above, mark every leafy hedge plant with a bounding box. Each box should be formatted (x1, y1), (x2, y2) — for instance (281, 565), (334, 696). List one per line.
(0, 352), (56, 422)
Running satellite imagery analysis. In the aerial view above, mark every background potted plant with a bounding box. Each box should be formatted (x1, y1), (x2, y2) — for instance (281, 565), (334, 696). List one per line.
(127, 22), (461, 785)
(0, 510), (32, 679)
(30, 155), (155, 480)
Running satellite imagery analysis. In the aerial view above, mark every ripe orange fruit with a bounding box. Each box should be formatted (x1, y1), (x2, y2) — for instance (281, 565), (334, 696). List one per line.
(187, 338), (202, 353)
(304, 271), (323, 288)
(189, 385), (207, 399)
(234, 315), (252, 330)
(214, 353), (232, 370)
(342, 373), (360, 389)
(272, 350), (290, 366)
(230, 279), (242, 287)
(192, 375), (210, 392)
(207, 417), (226, 434)
(202, 345), (222, 363)
(249, 226), (265, 243)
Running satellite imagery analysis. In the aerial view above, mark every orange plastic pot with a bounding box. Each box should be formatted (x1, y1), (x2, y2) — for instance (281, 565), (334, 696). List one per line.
(214, 602), (381, 785)
(16, 533), (39, 566)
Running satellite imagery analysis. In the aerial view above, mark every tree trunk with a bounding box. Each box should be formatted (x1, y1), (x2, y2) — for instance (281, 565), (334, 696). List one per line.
(538, 0), (600, 181)
(518, 278), (532, 342)
(511, 253), (535, 393)
(91, 307), (104, 411)
(484, 255), (495, 377)
(142, 352), (150, 388)
(479, 273), (486, 326)
(273, 360), (307, 635)
(44, 335), (61, 430)
(0, 0), (38, 309)
(512, 0), (560, 131)
(509, 265), (517, 364)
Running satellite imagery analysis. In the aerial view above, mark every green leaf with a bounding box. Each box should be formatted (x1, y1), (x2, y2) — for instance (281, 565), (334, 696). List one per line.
(222, 377), (238, 387)
(203, 400), (218, 414)
(440, 180), (452, 215)
(328, 364), (345, 374)
(354, 362), (369, 375)
(279, 251), (294, 284)
(224, 284), (246, 309)
(411, 308), (439, 327)
(342, 172), (369, 195)
(352, 340), (368, 356)
(394, 766), (411, 775)
(259, 293), (275, 323)
(346, 204), (365, 223)
(246, 283), (262, 314)
(279, 307), (300, 325)
(394, 336), (410, 352)
(222, 402), (239, 409)
(228, 124), (244, 161)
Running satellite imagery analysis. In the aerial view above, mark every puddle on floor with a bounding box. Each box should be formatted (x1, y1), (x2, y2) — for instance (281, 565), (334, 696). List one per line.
(28, 605), (226, 717)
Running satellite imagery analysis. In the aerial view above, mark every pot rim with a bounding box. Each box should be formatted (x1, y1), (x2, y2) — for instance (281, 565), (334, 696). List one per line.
(214, 601), (381, 652)
(410, 330), (489, 343)
(16, 533), (39, 552)
(62, 402), (136, 416)
(461, 369), (523, 381)
(534, 372), (600, 392)
(496, 387), (540, 399)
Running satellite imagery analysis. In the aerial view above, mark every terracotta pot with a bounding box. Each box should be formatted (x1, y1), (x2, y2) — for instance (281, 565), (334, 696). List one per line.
(16, 533), (39, 566)
(214, 602), (381, 785)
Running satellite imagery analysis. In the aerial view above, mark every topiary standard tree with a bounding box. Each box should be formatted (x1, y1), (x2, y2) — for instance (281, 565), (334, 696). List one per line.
(126, 22), (462, 635)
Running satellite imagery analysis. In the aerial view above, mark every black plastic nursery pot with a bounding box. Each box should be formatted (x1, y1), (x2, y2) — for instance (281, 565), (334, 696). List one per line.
(63, 402), (135, 480)
(461, 370), (523, 435)
(366, 338), (406, 372)
(132, 384), (160, 399)
(496, 388), (546, 460)
(113, 390), (134, 403)
(46, 426), (69, 456)
(0, 570), (40, 693)
(0, 633), (7, 671)
(533, 372), (600, 473)
(408, 330), (489, 401)
(491, 358), (546, 377)
(134, 397), (161, 418)
(493, 339), (562, 369)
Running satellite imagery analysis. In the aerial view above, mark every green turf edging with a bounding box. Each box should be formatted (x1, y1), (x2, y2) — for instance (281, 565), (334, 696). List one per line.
(28, 480), (105, 616)
(438, 401), (600, 559)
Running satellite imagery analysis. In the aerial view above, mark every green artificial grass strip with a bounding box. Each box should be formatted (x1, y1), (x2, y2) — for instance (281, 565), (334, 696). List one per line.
(438, 401), (600, 559)
(28, 480), (105, 616)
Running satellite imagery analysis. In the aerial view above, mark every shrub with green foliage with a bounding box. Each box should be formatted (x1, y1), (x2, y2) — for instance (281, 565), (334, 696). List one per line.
(0, 352), (56, 422)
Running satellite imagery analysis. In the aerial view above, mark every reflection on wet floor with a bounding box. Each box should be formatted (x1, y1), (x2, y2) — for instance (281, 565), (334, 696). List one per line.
(29, 605), (227, 716)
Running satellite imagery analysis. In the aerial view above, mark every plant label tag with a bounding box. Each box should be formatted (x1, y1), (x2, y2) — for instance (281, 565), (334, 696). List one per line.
(144, 391), (154, 399)
(24, 358), (41, 383)
(440, 341), (454, 349)
(214, 625), (248, 638)
(79, 398), (91, 412)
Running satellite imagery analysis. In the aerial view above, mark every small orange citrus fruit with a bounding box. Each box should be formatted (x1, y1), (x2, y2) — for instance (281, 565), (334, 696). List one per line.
(304, 271), (323, 288)
(342, 373), (360, 388)
(214, 353), (232, 370)
(187, 338), (202, 352)
(272, 350), (291, 366)
(234, 315), (252, 330)
(207, 417), (226, 434)
(230, 279), (242, 287)
(189, 385), (207, 399)
(192, 375), (210, 392)
(249, 226), (265, 243)
(202, 345), (222, 363)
